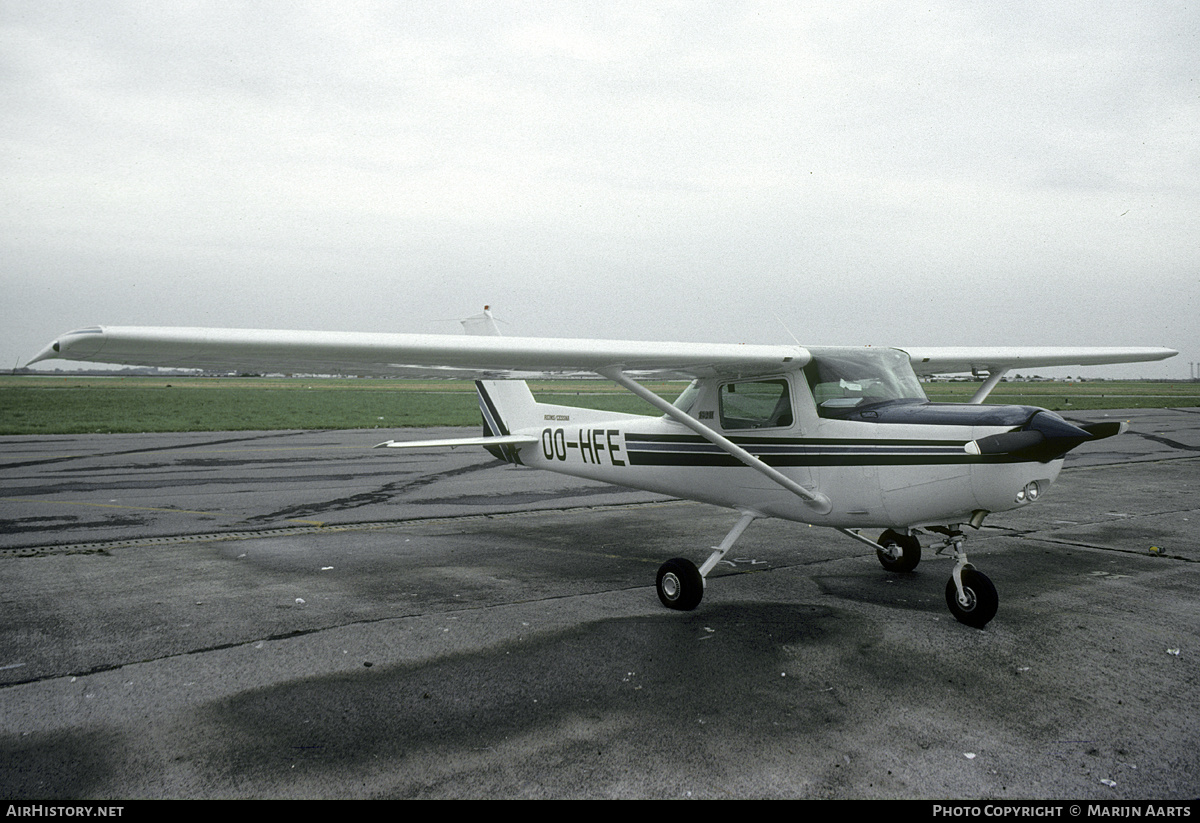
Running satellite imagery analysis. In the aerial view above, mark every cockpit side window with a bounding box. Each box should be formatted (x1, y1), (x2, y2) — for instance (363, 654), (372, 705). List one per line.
(718, 379), (793, 430)
(804, 350), (927, 418)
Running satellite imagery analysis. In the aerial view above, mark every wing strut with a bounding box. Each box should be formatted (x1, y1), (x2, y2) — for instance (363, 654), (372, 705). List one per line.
(598, 367), (833, 515)
(969, 368), (1009, 404)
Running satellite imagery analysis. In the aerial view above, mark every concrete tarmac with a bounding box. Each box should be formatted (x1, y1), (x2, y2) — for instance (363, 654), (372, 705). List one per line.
(1, 409), (1197, 799)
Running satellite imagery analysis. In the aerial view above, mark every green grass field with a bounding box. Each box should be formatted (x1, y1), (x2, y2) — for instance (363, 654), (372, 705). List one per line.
(1, 375), (1196, 435)
(923, 380), (1200, 408)
(0, 376), (685, 434)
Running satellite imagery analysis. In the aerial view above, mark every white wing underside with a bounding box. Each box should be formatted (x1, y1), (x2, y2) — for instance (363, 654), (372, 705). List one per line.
(898, 347), (1178, 377)
(29, 326), (1177, 379)
(28, 326), (808, 379)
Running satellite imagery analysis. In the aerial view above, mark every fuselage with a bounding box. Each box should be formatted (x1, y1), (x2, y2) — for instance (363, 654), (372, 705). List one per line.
(507, 402), (1062, 529)
(490, 347), (1073, 530)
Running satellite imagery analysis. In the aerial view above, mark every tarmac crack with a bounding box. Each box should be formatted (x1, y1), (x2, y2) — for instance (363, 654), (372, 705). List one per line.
(1013, 533), (1197, 562)
(240, 460), (505, 524)
(0, 500), (684, 558)
(1126, 431), (1200, 453)
(0, 622), (392, 689)
(0, 566), (671, 690)
(2, 430), (323, 470)
(975, 509), (1198, 562)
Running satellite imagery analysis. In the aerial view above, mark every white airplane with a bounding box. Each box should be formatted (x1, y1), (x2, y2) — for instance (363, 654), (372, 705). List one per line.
(29, 309), (1177, 628)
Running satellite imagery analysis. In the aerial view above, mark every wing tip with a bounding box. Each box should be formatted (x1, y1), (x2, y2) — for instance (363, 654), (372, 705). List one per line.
(26, 341), (60, 366)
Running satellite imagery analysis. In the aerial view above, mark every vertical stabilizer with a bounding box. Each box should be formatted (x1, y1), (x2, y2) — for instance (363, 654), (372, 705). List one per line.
(460, 305), (504, 337)
(462, 307), (537, 463)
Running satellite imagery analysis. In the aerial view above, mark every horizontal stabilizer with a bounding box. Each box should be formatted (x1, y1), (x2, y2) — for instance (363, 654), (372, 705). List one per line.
(373, 434), (539, 450)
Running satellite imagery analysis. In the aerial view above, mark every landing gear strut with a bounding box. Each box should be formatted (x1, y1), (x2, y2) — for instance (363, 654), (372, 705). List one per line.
(655, 511), (757, 611)
(945, 567), (998, 628)
(658, 514), (1000, 628)
(876, 528), (921, 572)
(853, 524), (1000, 628)
(932, 526), (998, 629)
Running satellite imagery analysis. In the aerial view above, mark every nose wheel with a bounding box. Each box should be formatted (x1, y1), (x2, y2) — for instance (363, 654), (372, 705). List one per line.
(945, 566), (998, 628)
(932, 527), (999, 629)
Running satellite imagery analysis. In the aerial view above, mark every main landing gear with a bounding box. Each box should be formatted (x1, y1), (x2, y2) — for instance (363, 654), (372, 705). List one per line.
(656, 557), (704, 610)
(873, 525), (998, 629)
(656, 511), (756, 611)
(655, 513), (999, 629)
(876, 528), (921, 573)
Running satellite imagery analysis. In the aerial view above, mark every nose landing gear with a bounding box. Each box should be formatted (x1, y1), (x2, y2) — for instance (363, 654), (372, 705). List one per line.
(945, 567), (998, 628)
(861, 525), (999, 628)
(931, 526), (998, 629)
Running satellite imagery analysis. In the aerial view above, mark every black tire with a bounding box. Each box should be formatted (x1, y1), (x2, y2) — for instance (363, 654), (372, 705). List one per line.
(945, 567), (998, 628)
(656, 558), (704, 611)
(876, 529), (921, 573)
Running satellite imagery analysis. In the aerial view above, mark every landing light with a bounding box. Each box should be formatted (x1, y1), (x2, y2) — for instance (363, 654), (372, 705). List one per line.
(1016, 481), (1041, 503)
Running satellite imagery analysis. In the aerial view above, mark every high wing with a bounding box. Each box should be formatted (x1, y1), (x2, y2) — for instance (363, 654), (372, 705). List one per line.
(28, 326), (808, 380)
(28, 326), (1176, 382)
(898, 345), (1177, 404)
(901, 347), (1177, 377)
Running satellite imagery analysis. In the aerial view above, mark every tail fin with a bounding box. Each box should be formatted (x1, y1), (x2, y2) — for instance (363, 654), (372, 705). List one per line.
(463, 307), (537, 464)
(475, 379), (537, 463)
(460, 305), (504, 337)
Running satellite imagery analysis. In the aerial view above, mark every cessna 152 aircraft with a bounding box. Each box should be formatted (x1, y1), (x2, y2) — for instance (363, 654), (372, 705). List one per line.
(30, 309), (1176, 628)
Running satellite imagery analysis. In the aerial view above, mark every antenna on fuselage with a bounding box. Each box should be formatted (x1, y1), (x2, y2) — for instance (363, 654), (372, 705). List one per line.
(772, 311), (802, 347)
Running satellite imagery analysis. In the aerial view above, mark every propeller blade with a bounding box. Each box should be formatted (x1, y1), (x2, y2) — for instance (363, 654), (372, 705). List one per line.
(966, 412), (1101, 462)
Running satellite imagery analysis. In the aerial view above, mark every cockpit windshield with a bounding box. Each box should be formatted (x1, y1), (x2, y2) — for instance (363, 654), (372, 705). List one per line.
(803, 349), (927, 418)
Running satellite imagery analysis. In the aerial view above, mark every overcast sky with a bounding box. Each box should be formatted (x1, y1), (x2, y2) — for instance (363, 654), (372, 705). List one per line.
(3, 1), (1196, 378)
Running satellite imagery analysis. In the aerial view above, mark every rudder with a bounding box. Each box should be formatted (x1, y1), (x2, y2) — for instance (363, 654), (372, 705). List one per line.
(462, 307), (538, 464)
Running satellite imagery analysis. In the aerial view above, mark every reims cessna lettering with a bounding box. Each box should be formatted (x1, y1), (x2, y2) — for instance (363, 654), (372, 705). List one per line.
(30, 308), (1177, 628)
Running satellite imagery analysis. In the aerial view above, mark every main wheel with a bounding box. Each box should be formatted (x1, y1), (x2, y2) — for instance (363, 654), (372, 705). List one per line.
(876, 529), (921, 572)
(945, 566), (998, 628)
(656, 558), (704, 611)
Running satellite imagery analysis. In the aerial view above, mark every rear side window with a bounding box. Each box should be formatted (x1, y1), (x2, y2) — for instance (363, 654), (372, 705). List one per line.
(719, 380), (793, 430)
